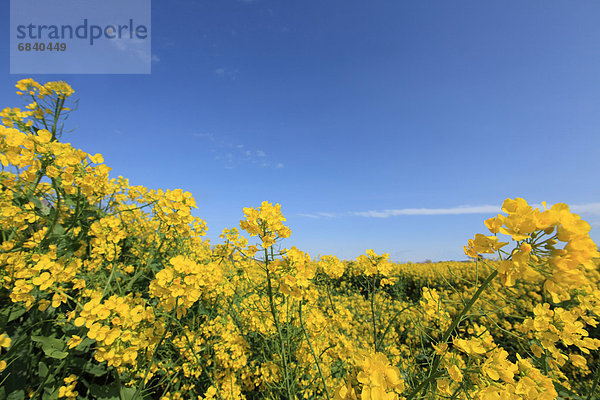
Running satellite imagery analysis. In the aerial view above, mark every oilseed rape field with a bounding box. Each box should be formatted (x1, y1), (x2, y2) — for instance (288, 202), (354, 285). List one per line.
(1, 79), (599, 399)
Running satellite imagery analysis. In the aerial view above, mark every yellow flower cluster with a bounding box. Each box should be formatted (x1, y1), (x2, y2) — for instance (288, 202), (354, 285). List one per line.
(474, 355), (558, 400)
(149, 255), (224, 317)
(420, 288), (451, 331)
(0, 333), (11, 372)
(333, 352), (405, 400)
(519, 303), (600, 371)
(15, 78), (75, 98)
(239, 201), (291, 248)
(465, 198), (600, 301)
(356, 352), (406, 399)
(279, 246), (316, 300)
(356, 249), (393, 277)
(318, 254), (346, 279)
(72, 291), (162, 368)
(57, 375), (79, 399)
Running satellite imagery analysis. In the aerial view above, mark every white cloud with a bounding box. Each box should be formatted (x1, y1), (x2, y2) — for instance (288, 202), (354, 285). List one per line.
(298, 213), (320, 219)
(351, 205), (501, 218)
(317, 212), (336, 218)
(193, 132), (283, 169)
(571, 202), (600, 215)
(298, 204), (500, 219)
(298, 201), (600, 220)
(215, 67), (239, 79)
(298, 212), (336, 219)
(569, 203), (600, 229)
(151, 54), (160, 63)
(110, 38), (151, 63)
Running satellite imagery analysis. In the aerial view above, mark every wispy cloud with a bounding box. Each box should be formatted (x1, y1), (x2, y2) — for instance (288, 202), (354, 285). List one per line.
(571, 202), (600, 227)
(297, 204), (501, 219)
(298, 212), (337, 219)
(193, 133), (283, 169)
(298, 202), (600, 220)
(110, 38), (152, 63)
(571, 202), (600, 215)
(215, 68), (239, 79)
(351, 205), (501, 218)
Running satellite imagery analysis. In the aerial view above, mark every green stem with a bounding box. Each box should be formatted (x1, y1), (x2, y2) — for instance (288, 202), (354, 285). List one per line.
(585, 356), (600, 400)
(375, 304), (412, 351)
(102, 260), (119, 298)
(64, 188), (83, 234)
(39, 179), (61, 245)
(51, 96), (65, 140)
(32, 358), (67, 399)
(299, 302), (331, 400)
(325, 278), (337, 312)
(174, 320), (225, 400)
(26, 171), (44, 198)
(405, 269), (498, 400)
(133, 303), (178, 400)
(370, 275), (378, 351)
(265, 247), (293, 399)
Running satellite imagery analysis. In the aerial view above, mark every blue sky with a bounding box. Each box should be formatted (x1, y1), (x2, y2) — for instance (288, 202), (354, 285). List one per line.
(2, 0), (600, 261)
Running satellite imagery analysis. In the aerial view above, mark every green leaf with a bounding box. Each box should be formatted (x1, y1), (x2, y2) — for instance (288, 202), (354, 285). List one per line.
(31, 335), (63, 348)
(63, 196), (77, 208)
(88, 384), (120, 400)
(42, 388), (59, 400)
(51, 223), (65, 237)
(31, 335), (68, 360)
(85, 362), (108, 377)
(38, 361), (49, 378)
(67, 356), (107, 378)
(71, 337), (95, 352)
(7, 307), (27, 323)
(120, 387), (139, 400)
(7, 389), (25, 400)
(44, 346), (68, 360)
